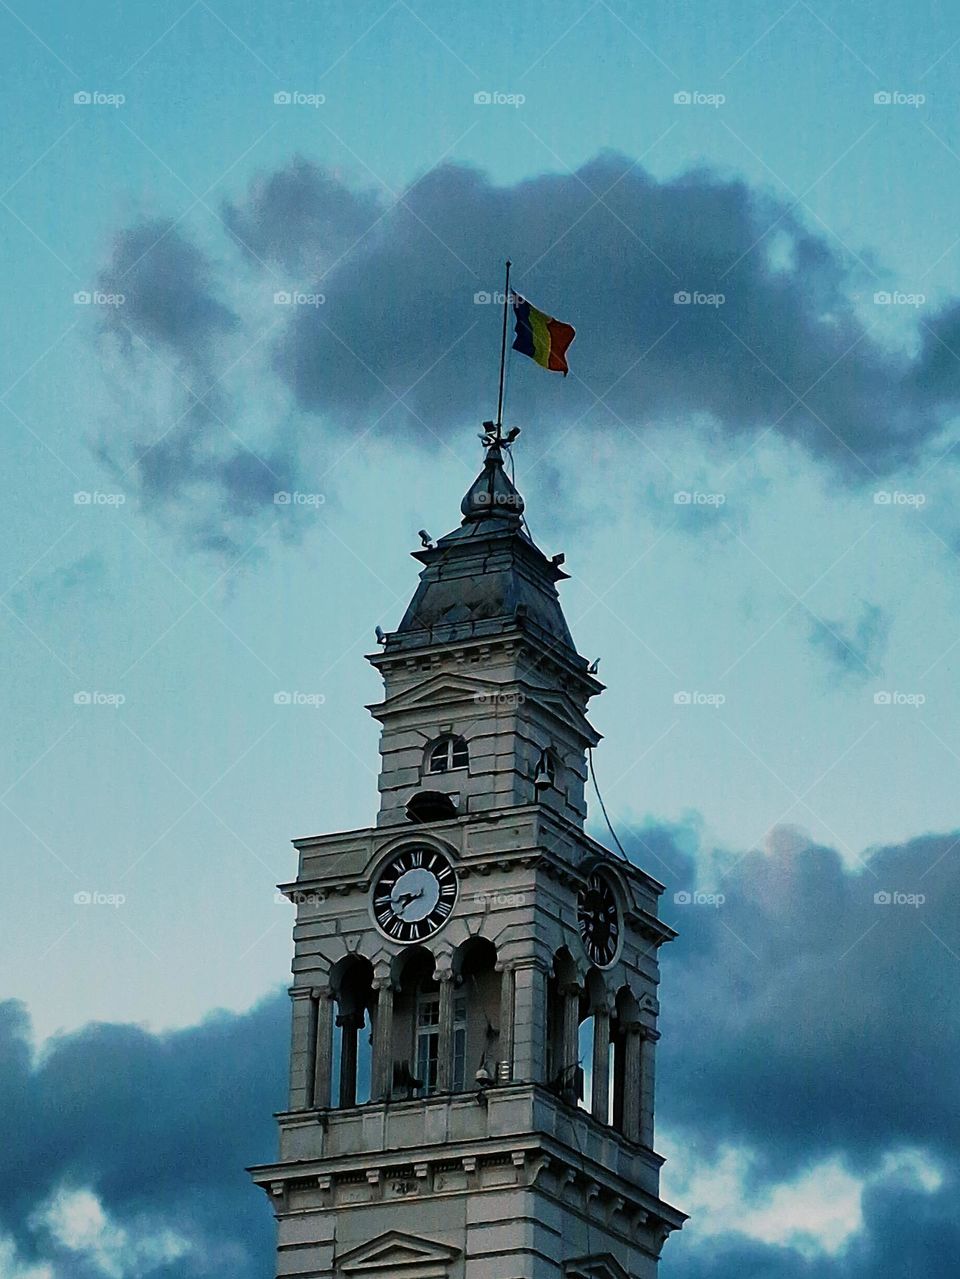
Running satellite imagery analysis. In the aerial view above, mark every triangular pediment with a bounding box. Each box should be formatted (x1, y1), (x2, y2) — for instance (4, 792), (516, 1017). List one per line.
(524, 684), (599, 741)
(564, 1256), (631, 1279)
(337, 1229), (461, 1276)
(372, 672), (505, 716)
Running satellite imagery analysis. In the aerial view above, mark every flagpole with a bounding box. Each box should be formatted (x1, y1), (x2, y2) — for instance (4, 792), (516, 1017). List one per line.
(495, 258), (511, 438)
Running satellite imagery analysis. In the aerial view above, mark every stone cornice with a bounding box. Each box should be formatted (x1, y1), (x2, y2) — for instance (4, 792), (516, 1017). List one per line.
(366, 628), (603, 702)
(248, 1124), (687, 1247)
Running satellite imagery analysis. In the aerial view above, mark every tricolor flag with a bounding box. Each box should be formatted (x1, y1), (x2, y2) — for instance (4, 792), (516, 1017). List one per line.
(512, 293), (576, 376)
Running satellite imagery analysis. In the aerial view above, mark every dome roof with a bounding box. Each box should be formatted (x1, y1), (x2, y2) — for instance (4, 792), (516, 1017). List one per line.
(389, 441), (575, 653)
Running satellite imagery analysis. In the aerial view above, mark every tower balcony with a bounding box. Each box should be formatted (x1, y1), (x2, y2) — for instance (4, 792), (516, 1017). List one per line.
(263, 1083), (664, 1199)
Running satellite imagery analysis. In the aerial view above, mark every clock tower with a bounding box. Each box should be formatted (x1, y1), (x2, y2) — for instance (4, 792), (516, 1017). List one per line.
(249, 436), (686, 1279)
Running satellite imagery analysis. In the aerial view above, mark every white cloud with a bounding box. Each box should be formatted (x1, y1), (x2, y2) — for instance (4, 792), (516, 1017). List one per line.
(30, 1188), (190, 1278)
(660, 1139), (943, 1257)
(0, 1235), (54, 1279)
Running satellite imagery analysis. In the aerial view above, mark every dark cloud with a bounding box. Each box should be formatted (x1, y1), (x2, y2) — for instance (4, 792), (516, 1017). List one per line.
(92, 154), (960, 552)
(0, 993), (286, 1277)
(97, 220), (238, 375)
(807, 600), (889, 680)
(629, 818), (960, 1277)
(273, 156), (954, 475)
(93, 221), (305, 557)
(221, 157), (383, 276)
(910, 299), (960, 400)
(644, 822), (960, 1174)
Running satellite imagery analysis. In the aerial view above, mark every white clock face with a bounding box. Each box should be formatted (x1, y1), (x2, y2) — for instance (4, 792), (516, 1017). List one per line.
(372, 846), (457, 942)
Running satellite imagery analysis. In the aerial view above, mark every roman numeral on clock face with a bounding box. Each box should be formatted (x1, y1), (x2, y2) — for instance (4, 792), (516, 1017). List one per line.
(371, 846), (459, 943)
(577, 871), (620, 968)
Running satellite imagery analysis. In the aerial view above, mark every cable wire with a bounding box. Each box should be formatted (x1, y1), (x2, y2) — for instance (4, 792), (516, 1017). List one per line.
(588, 746), (629, 862)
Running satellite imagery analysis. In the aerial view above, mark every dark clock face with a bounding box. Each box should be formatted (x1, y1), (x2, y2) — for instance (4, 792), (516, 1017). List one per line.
(577, 871), (620, 967)
(372, 846), (458, 942)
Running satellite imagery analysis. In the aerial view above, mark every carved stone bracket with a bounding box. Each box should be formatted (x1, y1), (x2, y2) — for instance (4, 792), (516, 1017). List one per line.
(606, 1194), (625, 1225)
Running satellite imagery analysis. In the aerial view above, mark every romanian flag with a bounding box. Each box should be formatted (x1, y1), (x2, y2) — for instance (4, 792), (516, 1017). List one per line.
(512, 294), (575, 376)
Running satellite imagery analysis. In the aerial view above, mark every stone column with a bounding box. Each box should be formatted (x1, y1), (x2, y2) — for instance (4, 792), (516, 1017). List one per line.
(436, 972), (456, 1093)
(591, 1005), (611, 1123)
(611, 1028), (625, 1131)
(511, 961), (548, 1081)
(496, 964), (514, 1082)
(623, 1022), (642, 1142)
(639, 1028), (659, 1148)
(371, 980), (394, 1101)
(288, 988), (317, 1111)
(561, 982), (581, 1101)
(312, 987), (334, 1109)
(337, 1012), (362, 1108)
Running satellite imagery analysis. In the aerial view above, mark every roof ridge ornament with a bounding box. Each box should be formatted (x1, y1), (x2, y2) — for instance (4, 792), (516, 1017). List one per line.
(480, 421), (521, 449)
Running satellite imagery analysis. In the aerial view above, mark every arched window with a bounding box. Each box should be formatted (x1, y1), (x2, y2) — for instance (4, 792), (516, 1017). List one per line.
(415, 983), (441, 1095)
(427, 735), (468, 775)
(392, 949), (440, 1098)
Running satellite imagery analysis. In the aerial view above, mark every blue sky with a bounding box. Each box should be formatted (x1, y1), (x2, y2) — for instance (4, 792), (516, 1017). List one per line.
(2, 1), (960, 1276)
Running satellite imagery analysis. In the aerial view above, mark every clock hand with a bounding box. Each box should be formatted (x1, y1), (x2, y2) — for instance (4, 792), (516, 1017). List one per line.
(393, 888), (425, 914)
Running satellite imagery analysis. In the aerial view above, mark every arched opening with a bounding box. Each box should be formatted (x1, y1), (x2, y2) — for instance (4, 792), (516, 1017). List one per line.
(329, 956), (375, 1108)
(405, 790), (458, 823)
(581, 968), (613, 1123)
(546, 947), (582, 1104)
(425, 735), (469, 775)
(391, 948), (440, 1098)
(578, 1007), (594, 1113)
(452, 937), (501, 1090)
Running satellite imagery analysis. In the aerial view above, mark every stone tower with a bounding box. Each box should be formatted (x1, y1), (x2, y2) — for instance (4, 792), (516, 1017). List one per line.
(249, 438), (686, 1279)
